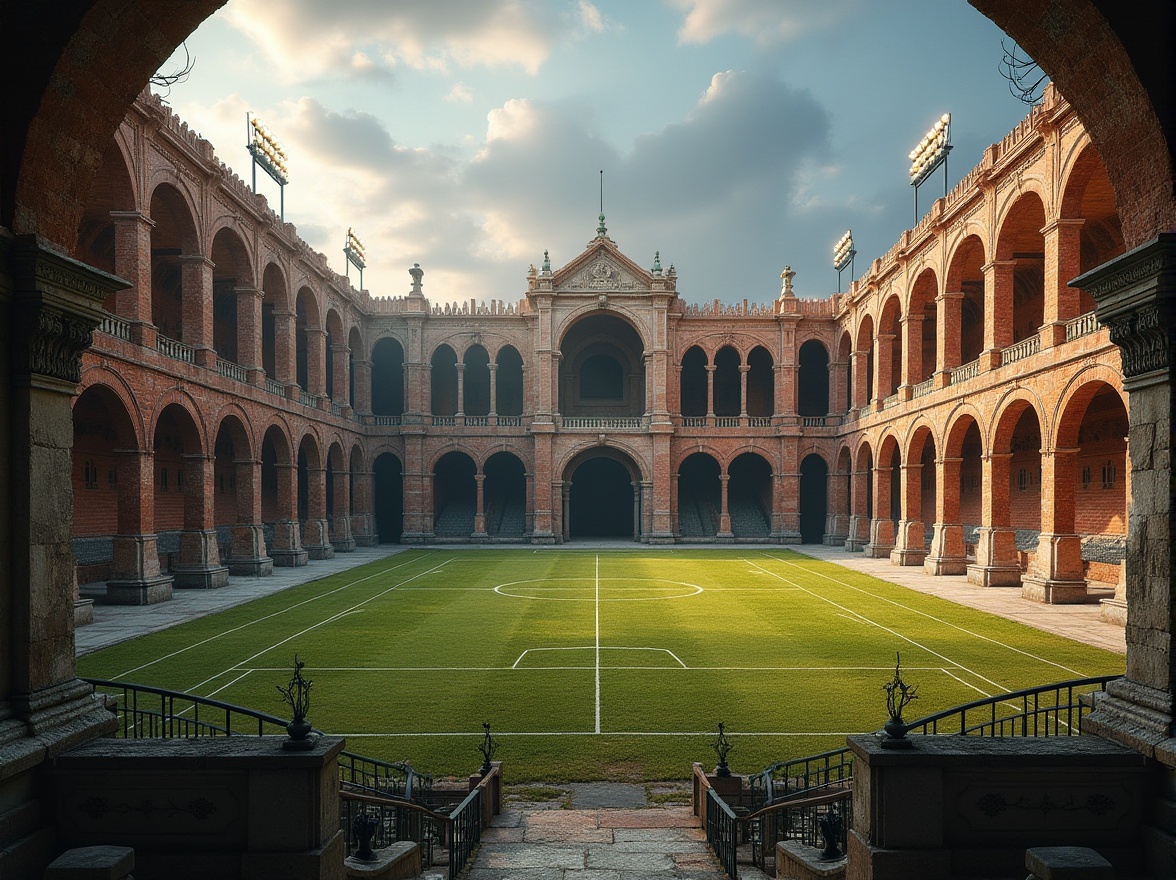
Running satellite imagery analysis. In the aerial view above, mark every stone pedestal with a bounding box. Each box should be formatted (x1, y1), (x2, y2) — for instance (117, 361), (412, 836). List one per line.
(107, 533), (173, 604)
(226, 523), (273, 576)
(776, 840), (847, 880)
(303, 519), (336, 560)
(172, 529), (229, 588)
(1022, 533), (1089, 603)
(844, 515), (868, 553)
(344, 841), (421, 880)
(862, 519), (894, 559)
(44, 846), (134, 880)
(923, 523), (968, 575)
(270, 520), (309, 567)
(105, 575), (173, 605)
(331, 515), (357, 553)
(967, 527), (1022, 586)
(889, 520), (926, 566)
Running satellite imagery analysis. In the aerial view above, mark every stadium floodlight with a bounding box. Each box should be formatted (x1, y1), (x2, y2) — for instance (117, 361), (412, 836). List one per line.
(909, 113), (952, 223)
(833, 230), (856, 293)
(344, 227), (366, 290)
(246, 113), (289, 220)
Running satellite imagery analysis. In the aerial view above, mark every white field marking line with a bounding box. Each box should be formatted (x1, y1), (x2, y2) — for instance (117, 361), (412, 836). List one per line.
(595, 554), (601, 734)
(114, 551), (432, 679)
(764, 554), (1089, 678)
(511, 647), (687, 669)
(334, 730), (858, 738)
(195, 669), (255, 703)
(185, 557), (454, 695)
(744, 558), (1010, 695)
(939, 667), (1056, 720)
(247, 664), (941, 672)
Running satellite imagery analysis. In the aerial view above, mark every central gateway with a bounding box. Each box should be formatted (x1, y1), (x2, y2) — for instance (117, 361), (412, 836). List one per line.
(565, 452), (641, 540)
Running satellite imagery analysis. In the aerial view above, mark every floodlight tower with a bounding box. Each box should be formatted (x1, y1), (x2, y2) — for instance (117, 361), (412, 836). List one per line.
(909, 113), (952, 225)
(833, 230), (856, 293)
(246, 113), (289, 221)
(344, 228), (367, 291)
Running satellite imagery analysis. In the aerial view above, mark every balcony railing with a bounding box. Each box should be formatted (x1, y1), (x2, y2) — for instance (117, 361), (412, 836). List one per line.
(265, 377), (286, 397)
(157, 334), (196, 364)
(98, 313), (131, 341)
(1065, 310), (1100, 342)
(912, 377), (934, 398)
(949, 358), (980, 384)
(331, 401), (344, 417)
(299, 390), (316, 408)
(801, 416), (826, 427)
(714, 417), (740, 428)
(681, 416), (707, 427)
(464, 416), (489, 427)
(748, 416), (772, 427)
(1001, 335), (1040, 366)
(217, 358), (249, 383)
(432, 415), (456, 427)
(370, 415), (402, 426)
(496, 415), (522, 427)
(881, 393), (899, 410)
(562, 416), (644, 429)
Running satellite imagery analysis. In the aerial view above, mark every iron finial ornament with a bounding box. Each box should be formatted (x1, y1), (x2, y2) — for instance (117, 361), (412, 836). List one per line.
(881, 652), (918, 748)
(711, 721), (734, 777)
(477, 721), (498, 776)
(277, 654), (316, 750)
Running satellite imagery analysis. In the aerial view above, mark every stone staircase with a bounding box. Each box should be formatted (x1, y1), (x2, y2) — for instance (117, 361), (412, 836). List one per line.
(729, 496), (770, 538)
(434, 497), (476, 536)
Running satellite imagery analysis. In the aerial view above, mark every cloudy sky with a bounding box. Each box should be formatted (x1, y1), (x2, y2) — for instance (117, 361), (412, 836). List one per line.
(157, 0), (1038, 306)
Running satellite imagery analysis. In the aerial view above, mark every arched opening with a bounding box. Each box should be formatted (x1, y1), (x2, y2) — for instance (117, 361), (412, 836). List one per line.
(677, 452), (720, 538)
(260, 427), (288, 525)
(148, 184), (197, 343)
(679, 346), (708, 418)
(746, 346), (774, 418)
(373, 453), (404, 543)
(908, 269), (939, 384)
(495, 345), (524, 417)
(430, 344), (458, 416)
(997, 193), (1047, 346)
(945, 236), (986, 368)
(799, 454), (829, 544)
(433, 451), (476, 537)
(797, 340), (829, 418)
(877, 296), (903, 400)
(261, 263), (286, 382)
(212, 417), (246, 560)
(729, 452), (772, 539)
(559, 314), (645, 417)
(854, 317), (874, 408)
(1062, 144), (1125, 317)
(568, 454), (637, 539)
(295, 287), (318, 394)
(324, 309), (344, 402)
(484, 452), (526, 538)
(153, 402), (202, 566)
(371, 337), (405, 417)
(957, 420), (984, 557)
(348, 326), (362, 409)
(211, 228), (251, 366)
(713, 346), (741, 417)
(463, 345), (491, 416)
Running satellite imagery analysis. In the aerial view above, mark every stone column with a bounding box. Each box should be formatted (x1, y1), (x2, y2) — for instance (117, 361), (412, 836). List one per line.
(178, 254), (216, 367)
(455, 361), (466, 418)
(226, 457), (273, 576)
(1079, 236), (1176, 785)
(269, 462), (308, 566)
(705, 364), (716, 420)
(237, 286), (264, 385)
(935, 290), (963, 386)
(303, 465), (334, 559)
(561, 481), (571, 542)
(109, 210), (156, 346)
(717, 474), (733, 541)
(172, 453), (229, 588)
(473, 473), (488, 541)
(350, 468), (376, 547)
(1040, 218), (1086, 347)
(890, 463), (927, 565)
(738, 364), (749, 419)
(845, 464), (870, 552)
(924, 456), (967, 575)
(864, 462), (895, 558)
(1021, 448), (1087, 603)
(105, 448), (173, 605)
(981, 260), (1016, 370)
(967, 452), (1022, 586)
(488, 362), (498, 418)
(824, 464), (849, 546)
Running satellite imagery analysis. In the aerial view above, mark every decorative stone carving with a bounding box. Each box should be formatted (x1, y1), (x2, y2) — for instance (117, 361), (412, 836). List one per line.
(1104, 304), (1170, 378)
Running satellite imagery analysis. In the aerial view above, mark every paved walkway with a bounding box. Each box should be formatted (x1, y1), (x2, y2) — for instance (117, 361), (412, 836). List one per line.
(790, 543), (1126, 655)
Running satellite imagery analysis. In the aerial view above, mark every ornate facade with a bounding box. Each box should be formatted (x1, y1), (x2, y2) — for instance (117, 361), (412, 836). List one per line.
(72, 84), (1128, 624)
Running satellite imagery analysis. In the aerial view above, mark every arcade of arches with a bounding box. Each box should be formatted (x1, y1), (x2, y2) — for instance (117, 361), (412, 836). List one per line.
(64, 86), (1133, 627)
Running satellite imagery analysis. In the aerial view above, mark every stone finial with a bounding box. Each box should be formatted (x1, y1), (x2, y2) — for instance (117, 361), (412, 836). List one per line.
(596, 213), (607, 238)
(652, 251), (662, 275)
(779, 265), (796, 299)
(409, 263), (424, 296)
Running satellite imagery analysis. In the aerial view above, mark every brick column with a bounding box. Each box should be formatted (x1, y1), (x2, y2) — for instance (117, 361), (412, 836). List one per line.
(272, 308), (296, 393)
(179, 254), (216, 367)
(738, 364), (749, 418)
(1078, 236), (1176, 790)
(237, 286), (264, 386)
(1021, 448), (1086, 603)
(829, 357), (848, 415)
(967, 452), (1021, 586)
(935, 291), (963, 386)
(864, 462), (895, 558)
(845, 463), (870, 552)
(901, 314), (923, 393)
(873, 333), (895, 405)
(305, 327), (326, 399)
(329, 463), (355, 552)
(716, 474), (733, 540)
(981, 260), (1016, 370)
(776, 468), (801, 544)
(226, 457), (273, 576)
(705, 364), (715, 420)
(824, 463), (849, 546)
(109, 210), (156, 345)
(1040, 218), (1086, 346)
(473, 473), (488, 541)
(269, 463), (308, 566)
(331, 343), (349, 409)
(173, 453), (229, 588)
(106, 449), (173, 605)
(352, 357), (372, 414)
(302, 465), (334, 559)
(924, 456), (967, 575)
(350, 467), (376, 547)
(852, 349), (870, 408)
(890, 462), (927, 565)
(455, 361), (466, 418)
(488, 362), (498, 417)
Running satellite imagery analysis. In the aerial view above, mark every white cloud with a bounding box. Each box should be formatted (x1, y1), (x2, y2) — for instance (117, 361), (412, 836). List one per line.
(668, 0), (860, 47)
(578, 1), (604, 33)
(444, 83), (474, 103)
(223, 0), (556, 82)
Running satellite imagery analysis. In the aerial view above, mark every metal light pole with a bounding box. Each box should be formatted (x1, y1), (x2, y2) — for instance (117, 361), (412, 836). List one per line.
(909, 113), (952, 225)
(246, 113), (290, 221)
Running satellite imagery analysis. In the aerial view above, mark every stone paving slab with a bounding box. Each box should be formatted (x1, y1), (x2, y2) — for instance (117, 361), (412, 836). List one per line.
(569, 782), (647, 809)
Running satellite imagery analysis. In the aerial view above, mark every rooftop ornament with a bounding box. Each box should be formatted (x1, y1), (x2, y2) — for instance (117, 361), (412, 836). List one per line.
(881, 652), (918, 749)
(277, 654), (316, 750)
(711, 721), (734, 777)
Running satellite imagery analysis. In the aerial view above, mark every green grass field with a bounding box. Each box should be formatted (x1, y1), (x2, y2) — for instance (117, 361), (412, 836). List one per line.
(76, 548), (1124, 782)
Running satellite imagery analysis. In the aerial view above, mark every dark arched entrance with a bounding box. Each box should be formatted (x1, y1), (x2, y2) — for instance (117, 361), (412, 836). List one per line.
(373, 453), (403, 543)
(567, 455), (637, 539)
(677, 453), (720, 538)
(433, 451), (476, 537)
(799, 454), (829, 544)
(728, 453), (772, 539)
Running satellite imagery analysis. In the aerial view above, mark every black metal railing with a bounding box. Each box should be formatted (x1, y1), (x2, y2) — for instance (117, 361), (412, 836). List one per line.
(706, 787), (739, 879)
(904, 673), (1116, 737)
(448, 784), (483, 878)
(340, 788), (443, 866)
(748, 746), (853, 809)
(747, 787), (851, 870)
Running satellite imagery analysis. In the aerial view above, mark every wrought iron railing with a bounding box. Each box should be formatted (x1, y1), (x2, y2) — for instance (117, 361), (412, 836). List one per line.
(1001, 335), (1040, 365)
(706, 788), (739, 879)
(950, 358), (980, 384)
(340, 787), (441, 867)
(331, 401), (344, 416)
(748, 746), (853, 808)
(298, 390), (315, 407)
(447, 783), (483, 878)
(747, 787), (851, 871)
(714, 416), (740, 428)
(1065, 310), (1100, 342)
(157, 334), (196, 364)
(561, 416), (644, 429)
(464, 415), (489, 426)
